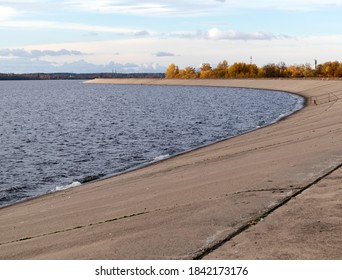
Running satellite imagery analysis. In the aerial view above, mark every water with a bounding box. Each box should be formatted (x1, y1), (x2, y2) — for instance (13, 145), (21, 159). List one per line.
(0, 80), (304, 207)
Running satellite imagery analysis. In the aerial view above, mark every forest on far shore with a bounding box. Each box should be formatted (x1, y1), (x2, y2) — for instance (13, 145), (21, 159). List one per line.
(165, 60), (342, 79)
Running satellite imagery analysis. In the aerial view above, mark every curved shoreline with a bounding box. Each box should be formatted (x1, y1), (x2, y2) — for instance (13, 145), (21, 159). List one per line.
(0, 83), (304, 210)
(88, 87), (305, 188)
(0, 79), (341, 259)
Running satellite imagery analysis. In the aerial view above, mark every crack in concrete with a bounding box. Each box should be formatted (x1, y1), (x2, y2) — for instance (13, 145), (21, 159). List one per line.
(0, 210), (150, 246)
(192, 162), (342, 260)
(2, 162), (341, 260)
(231, 186), (302, 196)
(0, 185), (298, 248)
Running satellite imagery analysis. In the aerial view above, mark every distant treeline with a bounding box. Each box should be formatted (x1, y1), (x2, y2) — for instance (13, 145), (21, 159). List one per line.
(165, 60), (342, 79)
(0, 72), (165, 80)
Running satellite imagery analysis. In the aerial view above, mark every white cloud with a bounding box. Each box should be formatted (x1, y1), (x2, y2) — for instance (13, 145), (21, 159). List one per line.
(206, 28), (277, 40)
(0, 2), (150, 34)
(64, 0), (235, 16)
(227, 0), (342, 12)
(134, 30), (151, 36)
(0, 48), (87, 58)
(17, 37), (273, 67)
(2, 34), (342, 73)
(2, 1), (342, 22)
(172, 28), (283, 41)
(66, 1), (176, 15)
(154, 51), (175, 57)
(0, 19), (145, 34)
(0, 5), (20, 20)
(1, 0), (341, 73)
(0, 56), (166, 73)
(63, 0), (342, 15)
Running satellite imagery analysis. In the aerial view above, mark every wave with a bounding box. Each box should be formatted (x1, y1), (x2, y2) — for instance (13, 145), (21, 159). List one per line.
(55, 181), (82, 191)
(274, 99), (304, 123)
(153, 154), (170, 162)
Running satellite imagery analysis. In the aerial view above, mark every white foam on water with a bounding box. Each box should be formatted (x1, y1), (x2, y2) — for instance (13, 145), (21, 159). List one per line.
(275, 113), (287, 122)
(55, 181), (82, 191)
(153, 154), (170, 162)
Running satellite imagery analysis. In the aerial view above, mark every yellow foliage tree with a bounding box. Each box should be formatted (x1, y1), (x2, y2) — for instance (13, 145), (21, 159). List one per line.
(199, 63), (213, 78)
(165, 63), (179, 79)
(177, 67), (198, 79)
(165, 60), (342, 79)
(214, 60), (229, 78)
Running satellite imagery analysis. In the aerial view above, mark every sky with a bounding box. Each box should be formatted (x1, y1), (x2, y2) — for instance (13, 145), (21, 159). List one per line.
(1, 0), (342, 73)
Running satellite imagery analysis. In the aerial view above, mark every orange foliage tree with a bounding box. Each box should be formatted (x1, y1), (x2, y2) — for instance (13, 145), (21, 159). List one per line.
(165, 60), (342, 79)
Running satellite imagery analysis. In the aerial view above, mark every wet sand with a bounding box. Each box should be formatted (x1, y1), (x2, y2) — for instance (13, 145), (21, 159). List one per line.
(0, 79), (341, 259)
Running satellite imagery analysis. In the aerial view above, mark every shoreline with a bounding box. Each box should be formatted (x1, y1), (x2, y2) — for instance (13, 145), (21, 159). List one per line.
(0, 82), (308, 210)
(0, 79), (341, 259)
(0, 81), (304, 210)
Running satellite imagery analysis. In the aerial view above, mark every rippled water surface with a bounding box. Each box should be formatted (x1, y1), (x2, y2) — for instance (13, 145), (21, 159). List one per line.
(0, 80), (304, 207)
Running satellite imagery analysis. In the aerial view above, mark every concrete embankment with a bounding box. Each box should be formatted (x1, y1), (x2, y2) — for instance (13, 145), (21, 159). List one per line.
(0, 79), (341, 259)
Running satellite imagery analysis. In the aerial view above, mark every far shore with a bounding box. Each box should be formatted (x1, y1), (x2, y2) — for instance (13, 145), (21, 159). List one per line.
(0, 78), (341, 259)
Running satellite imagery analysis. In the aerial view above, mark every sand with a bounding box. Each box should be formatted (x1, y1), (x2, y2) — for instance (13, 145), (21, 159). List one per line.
(0, 79), (341, 259)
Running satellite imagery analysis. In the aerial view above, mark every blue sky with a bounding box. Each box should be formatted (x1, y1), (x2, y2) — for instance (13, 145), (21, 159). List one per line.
(1, 0), (342, 73)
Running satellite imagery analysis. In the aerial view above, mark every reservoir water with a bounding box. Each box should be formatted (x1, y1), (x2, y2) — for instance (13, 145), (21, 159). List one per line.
(0, 80), (304, 207)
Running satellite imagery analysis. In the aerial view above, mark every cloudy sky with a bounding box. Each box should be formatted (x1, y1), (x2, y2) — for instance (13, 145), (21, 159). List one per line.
(1, 0), (342, 73)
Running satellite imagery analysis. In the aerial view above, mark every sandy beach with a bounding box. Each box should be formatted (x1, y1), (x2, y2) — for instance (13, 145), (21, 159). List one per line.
(0, 79), (341, 259)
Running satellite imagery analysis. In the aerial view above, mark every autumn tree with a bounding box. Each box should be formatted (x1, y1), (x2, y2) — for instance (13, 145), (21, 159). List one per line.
(199, 63), (213, 78)
(165, 60), (342, 79)
(321, 61), (342, 77)
(277, 62), (289, 77)
(165, 63), (179, 78)
(261, 64), (281, 78)
(228, 62), (246, 78)
(214, 60), (229, 78)
(177, 66), (198, 79)
(287, 65), (305, 78)
(228, 62), (258, 78)
(248, 64), (259, 78)
(303, 63), (314, 77)
(314, 64), (324, 77)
